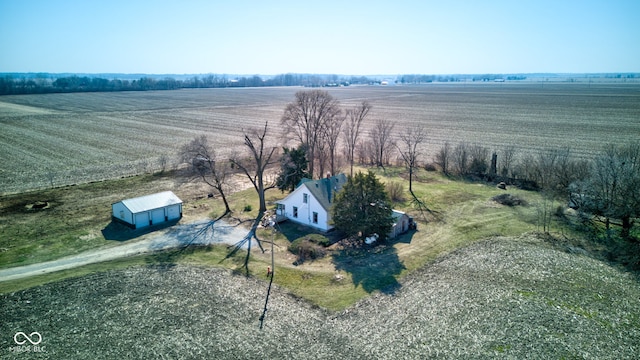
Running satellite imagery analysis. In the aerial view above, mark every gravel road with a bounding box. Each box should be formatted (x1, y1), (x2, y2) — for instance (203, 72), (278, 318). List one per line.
(0, 219), (253, 282)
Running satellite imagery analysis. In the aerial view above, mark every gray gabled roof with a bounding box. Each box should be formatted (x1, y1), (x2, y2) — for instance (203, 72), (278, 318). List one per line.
(392, 209), (407, 220)
(300, 174), (347, 212)
(119, 191), (182, 214)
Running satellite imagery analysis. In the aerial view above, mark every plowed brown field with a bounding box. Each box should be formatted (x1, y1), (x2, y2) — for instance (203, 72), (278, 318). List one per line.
(2, 83), (639, 194)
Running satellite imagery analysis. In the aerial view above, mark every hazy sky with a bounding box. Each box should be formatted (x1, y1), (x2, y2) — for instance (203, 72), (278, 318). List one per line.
(1, 0), (638, 75)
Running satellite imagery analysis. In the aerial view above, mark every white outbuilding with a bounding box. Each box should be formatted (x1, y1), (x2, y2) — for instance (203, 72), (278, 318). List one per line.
(111, 191), (183, 229)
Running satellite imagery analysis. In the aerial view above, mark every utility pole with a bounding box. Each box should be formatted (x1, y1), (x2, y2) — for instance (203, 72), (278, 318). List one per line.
(259, 212), (276, 329)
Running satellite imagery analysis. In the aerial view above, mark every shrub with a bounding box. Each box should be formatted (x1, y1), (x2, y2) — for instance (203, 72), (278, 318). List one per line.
(424, 163), (437, 172)
(304, 234), (332, 247)
(386, 181), (406, 202)
(289, 237), (327, 264)
(243, 204), (252, 212)
(492, 193), (527, 207)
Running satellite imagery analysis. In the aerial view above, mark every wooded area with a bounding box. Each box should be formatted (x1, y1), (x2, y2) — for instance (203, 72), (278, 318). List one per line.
(0, 73), (376, 95)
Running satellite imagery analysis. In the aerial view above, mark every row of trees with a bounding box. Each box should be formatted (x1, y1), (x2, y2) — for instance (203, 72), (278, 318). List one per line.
(433, 141), (639, 239)
(180, 89), (396, 241)
(0, 73), (379, 95)
(180, 89), (638, 242)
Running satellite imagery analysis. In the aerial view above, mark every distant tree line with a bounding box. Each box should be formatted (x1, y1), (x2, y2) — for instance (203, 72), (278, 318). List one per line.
(0, 73), (378, 95)
(397, 74), (528, 83)
(398, 74), (463, 83)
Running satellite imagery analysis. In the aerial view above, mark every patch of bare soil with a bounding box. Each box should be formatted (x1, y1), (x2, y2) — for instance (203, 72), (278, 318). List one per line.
(1, 235), (639, 359)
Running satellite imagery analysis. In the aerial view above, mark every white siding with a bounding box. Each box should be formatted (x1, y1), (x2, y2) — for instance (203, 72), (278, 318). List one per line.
(277, 184), (331, 231)
(112, 202), (134, 225)
(167, 204), (182, 220)
(112, 191), (183, 229)
(135, 212), (150, 229)
(151, 208), (165, 225)
(389, 211), (410, 238)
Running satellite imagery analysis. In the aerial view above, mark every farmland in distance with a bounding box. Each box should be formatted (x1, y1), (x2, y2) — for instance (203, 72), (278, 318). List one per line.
(1, 82), (639, 194)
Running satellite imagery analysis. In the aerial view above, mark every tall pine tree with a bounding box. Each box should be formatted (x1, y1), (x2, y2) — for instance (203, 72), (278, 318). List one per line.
(333, 171), (394, 241)
(276, 145), (309, 192)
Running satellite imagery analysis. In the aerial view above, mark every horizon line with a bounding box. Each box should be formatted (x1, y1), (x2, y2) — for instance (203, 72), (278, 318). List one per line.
(2, 71), (639, 77)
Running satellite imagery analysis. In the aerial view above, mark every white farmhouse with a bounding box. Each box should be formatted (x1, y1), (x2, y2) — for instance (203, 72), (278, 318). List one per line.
(276, 174), (347, 232)
(112, 191), (183, 229)
(276, 173), (415, 238)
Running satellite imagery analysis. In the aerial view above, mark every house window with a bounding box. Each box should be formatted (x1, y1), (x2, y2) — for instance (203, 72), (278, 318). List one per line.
(313, 212), (318, 224)
(293, 206), (298, 218)
(303, 193), (308, 204)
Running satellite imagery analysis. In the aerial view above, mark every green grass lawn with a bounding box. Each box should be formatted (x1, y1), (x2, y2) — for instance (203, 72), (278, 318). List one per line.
(0, 172), (198, 269)
(0, 165), (608, 311)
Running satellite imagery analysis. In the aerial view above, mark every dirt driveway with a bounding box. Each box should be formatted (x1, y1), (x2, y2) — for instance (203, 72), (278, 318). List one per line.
(0, 219), (254, 282)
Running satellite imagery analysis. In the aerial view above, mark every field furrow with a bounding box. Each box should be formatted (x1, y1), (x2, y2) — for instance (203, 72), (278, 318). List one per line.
(1, 83), (639, 194)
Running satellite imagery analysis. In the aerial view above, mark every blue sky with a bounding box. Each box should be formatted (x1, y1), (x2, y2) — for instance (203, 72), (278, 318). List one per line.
(1, 0), (638, 75)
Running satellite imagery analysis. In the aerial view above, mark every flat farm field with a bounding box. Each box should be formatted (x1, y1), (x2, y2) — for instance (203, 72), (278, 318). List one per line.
(1, 83), (639, 194)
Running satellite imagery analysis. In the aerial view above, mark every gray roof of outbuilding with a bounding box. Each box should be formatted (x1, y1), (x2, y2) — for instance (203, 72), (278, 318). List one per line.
(300, 174), (348, 212)
(119, 191), (182, 214)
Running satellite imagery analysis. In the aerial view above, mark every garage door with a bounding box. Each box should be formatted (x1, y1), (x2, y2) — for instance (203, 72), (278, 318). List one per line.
(151, 208), (165, 225)
(135, 212), (150, 229)
(167, 205), (181, 220)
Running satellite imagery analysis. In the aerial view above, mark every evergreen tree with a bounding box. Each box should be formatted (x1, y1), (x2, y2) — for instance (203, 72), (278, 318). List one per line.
(332, 171), (394, 241)
(276, 145), (309, 192)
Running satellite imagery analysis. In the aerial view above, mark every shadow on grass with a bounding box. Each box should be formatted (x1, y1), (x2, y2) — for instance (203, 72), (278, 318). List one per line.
(101, 219), (181, 241)
(275, 220), (344, 244)
(144, 219), (223, 271)
(394, 229), (417, 244)
(332, 242), (406, 295)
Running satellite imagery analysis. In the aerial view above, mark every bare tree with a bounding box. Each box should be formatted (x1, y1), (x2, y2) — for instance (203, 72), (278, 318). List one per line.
(396, 125), (427, 193)
(536, 193), (556, 234)
(370, 119), (395, 169)
(549, 147), (590, 197)
(316, 132), (328, 179)
(281, 90), (341, 179)
(452, 142), (469, 175)
(45, 169), (56, 188)
(395, 126), (438, 220)
(323, 110), (345, 176)
(158, 154), (169, 174)
(434, 141), (451, 175)
(356, 139), (370, 165)
(180, 135), (232, 216)
(500, 145), (517, 177)
(581, 143), (640, 238)
(343, 101), (371, 176)
(533, 148), (560, 190)
(468, 144), (490, 175)
(230, 121), (278, 213)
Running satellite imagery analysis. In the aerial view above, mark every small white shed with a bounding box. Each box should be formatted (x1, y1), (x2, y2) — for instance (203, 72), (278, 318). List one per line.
(389, 210), (412, 239)
(112, 191), (183, 229)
